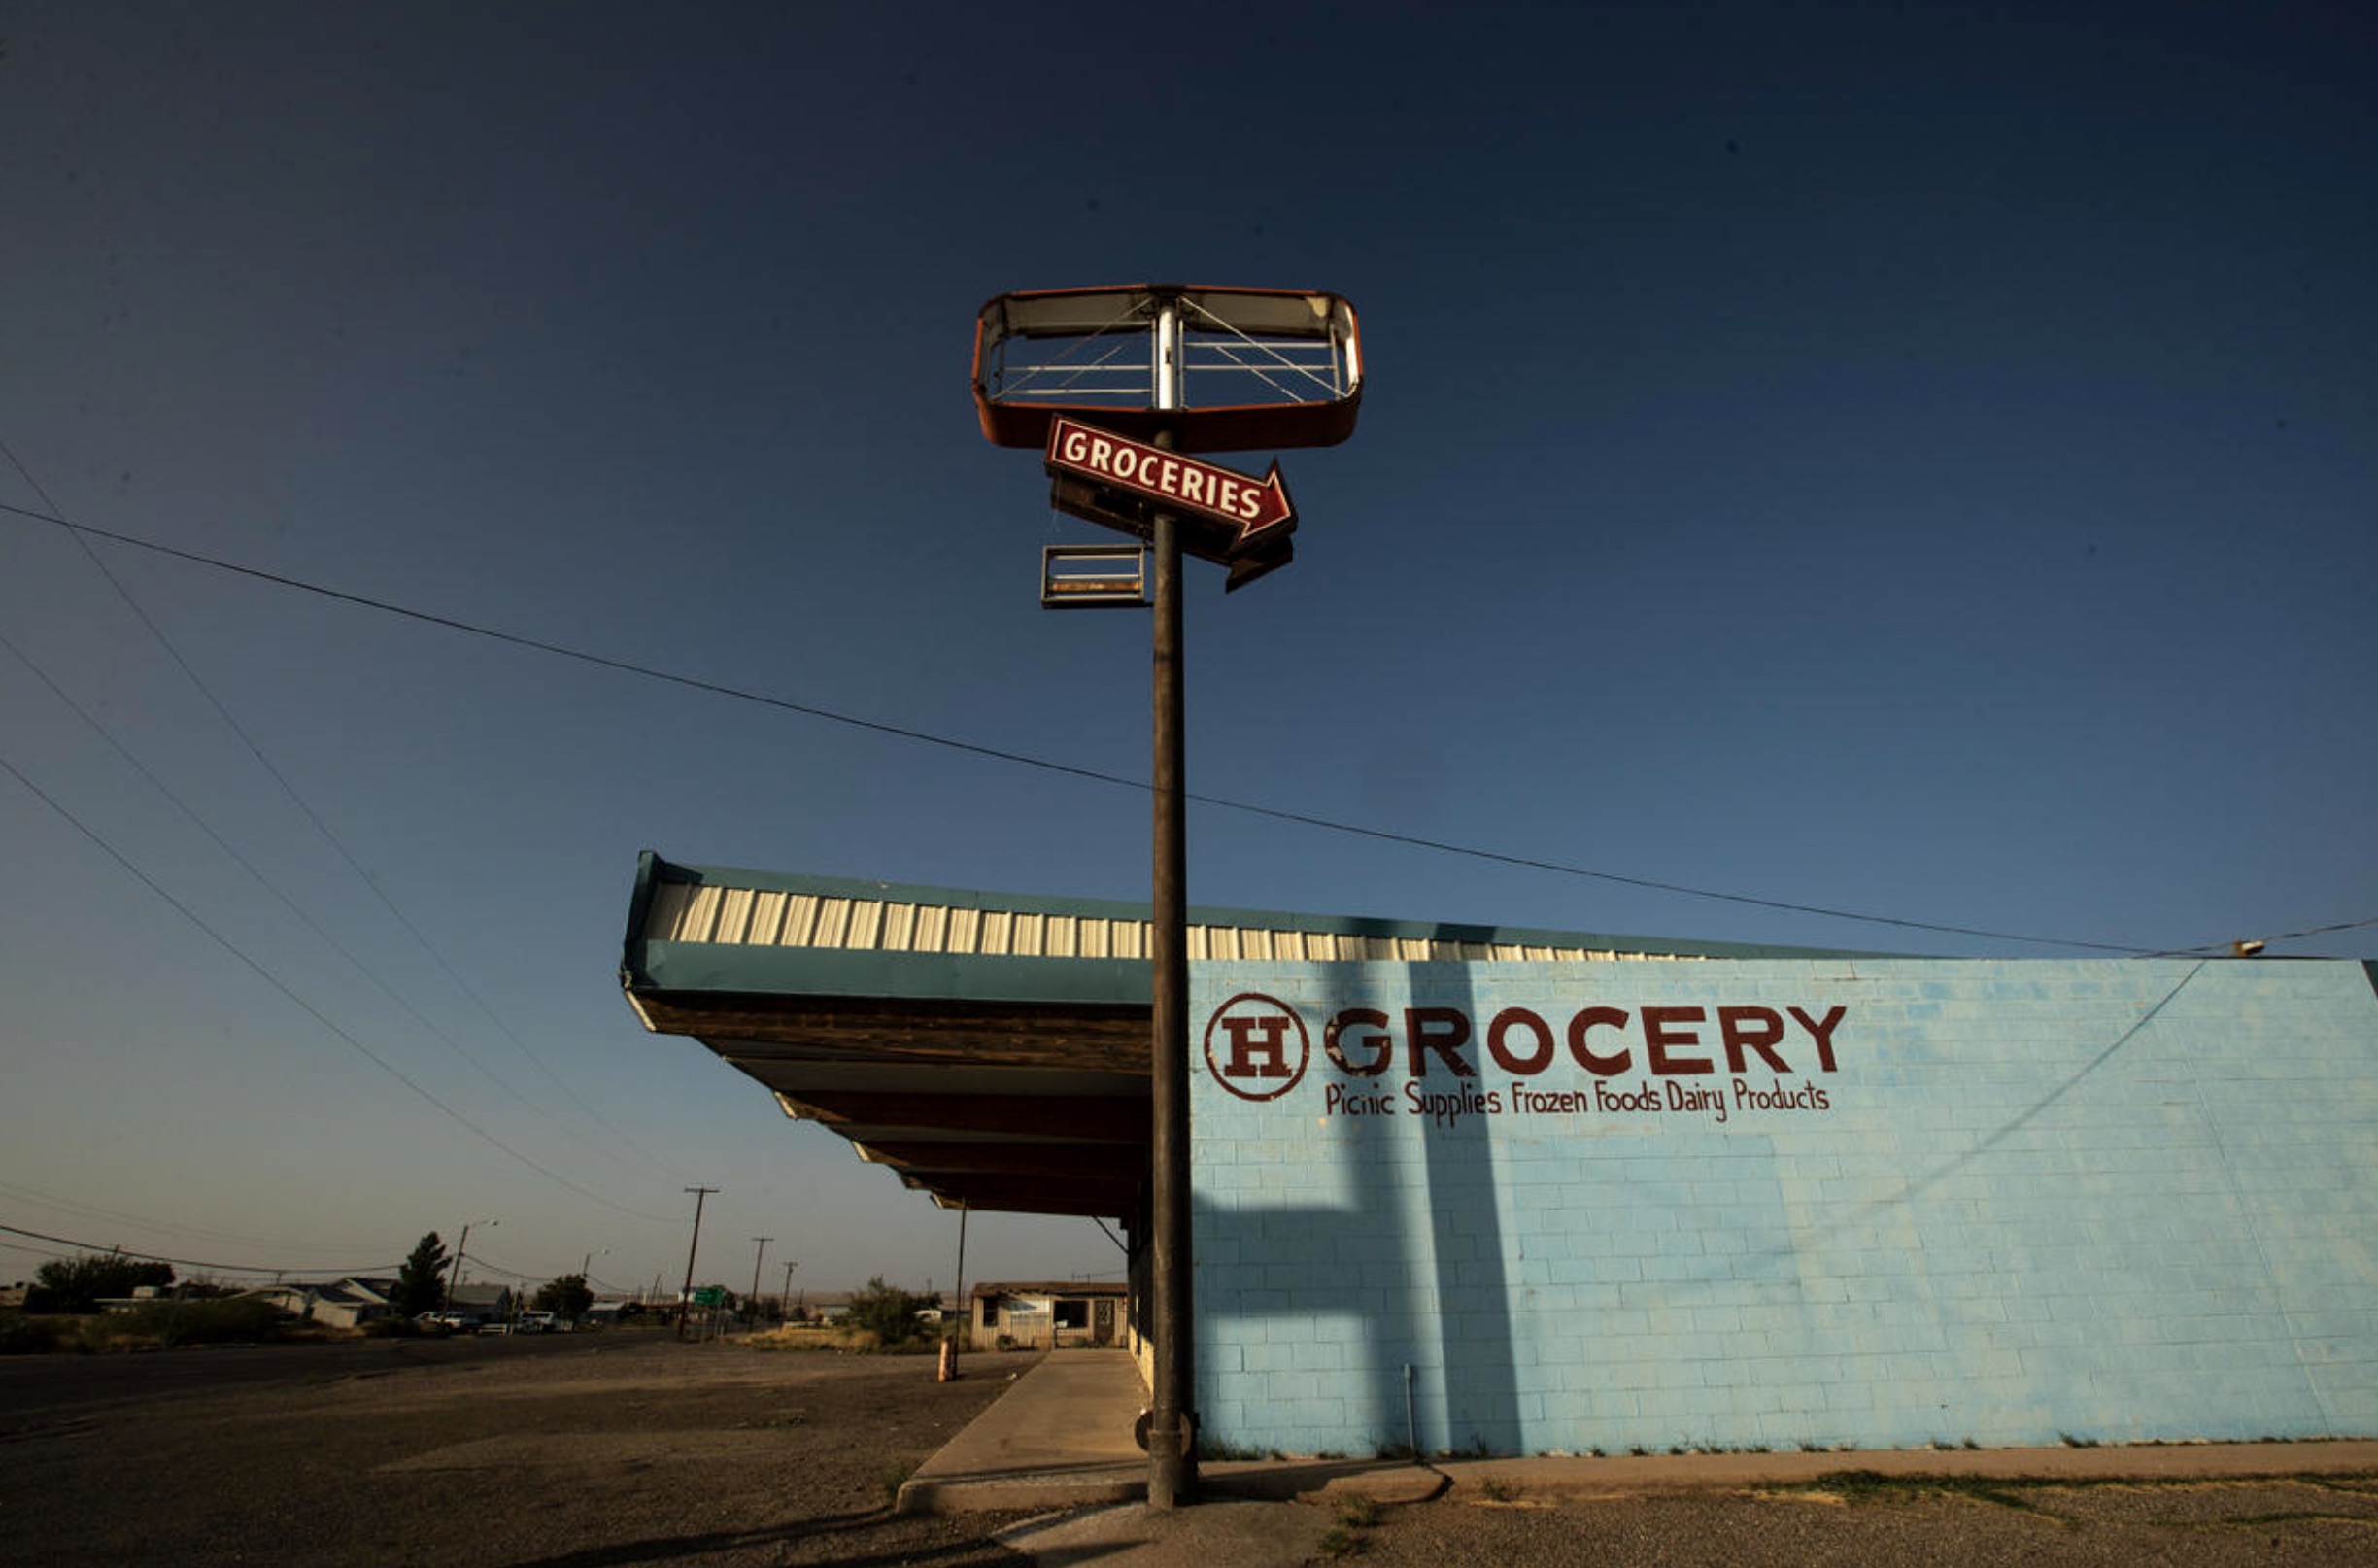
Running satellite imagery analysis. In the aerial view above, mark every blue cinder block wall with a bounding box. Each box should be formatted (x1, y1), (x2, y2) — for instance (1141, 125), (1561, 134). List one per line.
(1189, 959), (2378, 1457)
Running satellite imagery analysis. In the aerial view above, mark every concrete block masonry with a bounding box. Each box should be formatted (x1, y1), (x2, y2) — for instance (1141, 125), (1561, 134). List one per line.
(1189, 958), (2378, 1457)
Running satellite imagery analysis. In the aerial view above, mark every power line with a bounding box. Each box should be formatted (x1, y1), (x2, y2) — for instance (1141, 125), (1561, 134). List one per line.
(0, 746), (677, 1224)
(0, 1220), (398, 1278)
(3, 498), (2292, 957)
(0, 624), (643, 1171)
(2142, 913), (2378, 959)
(0, 1178), (399, 1256)
(0, 449), (679, 1181)
(451, 1250), (546, 1284)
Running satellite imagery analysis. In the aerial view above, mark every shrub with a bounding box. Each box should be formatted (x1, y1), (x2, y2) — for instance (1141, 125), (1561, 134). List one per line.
(0, 1314), (67, 1355)
(82, 1297), (286, 1349)
(31, 1253), (175, 1313)
(844, 1278), (934, 1346)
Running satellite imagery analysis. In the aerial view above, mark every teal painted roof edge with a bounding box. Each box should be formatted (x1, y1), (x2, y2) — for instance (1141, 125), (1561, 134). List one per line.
(621, 850), (1905, 993)
(638, 939), (1154, 1007)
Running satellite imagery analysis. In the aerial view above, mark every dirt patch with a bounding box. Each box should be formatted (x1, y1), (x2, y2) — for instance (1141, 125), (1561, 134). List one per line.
(0, 1336), (1040, 1567)
(1351, 1472), (2378, 1568)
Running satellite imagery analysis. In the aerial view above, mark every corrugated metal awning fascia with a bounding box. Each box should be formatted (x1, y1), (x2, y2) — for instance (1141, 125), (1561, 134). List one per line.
(621, 852), (1880, 1000)
(637, 940), (1153, 1008)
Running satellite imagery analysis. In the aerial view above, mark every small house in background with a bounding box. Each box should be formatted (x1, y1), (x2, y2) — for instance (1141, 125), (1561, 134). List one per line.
(798, 1291), (853, 1324)
(248, 1276), (401, 1329)
(444, 1282), (516, 1324)
(968, 1280), (1129, 1351)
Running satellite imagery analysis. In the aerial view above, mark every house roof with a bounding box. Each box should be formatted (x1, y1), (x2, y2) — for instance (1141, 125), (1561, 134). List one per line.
(973, 1279), (1132, 1299)
(447, 1283), (513, 1308)
(619, 852), (1877, 1221)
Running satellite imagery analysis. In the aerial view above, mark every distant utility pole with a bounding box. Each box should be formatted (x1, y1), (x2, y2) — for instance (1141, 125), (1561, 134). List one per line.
(677, 1187), (718, 1342)
(748, 1237), (771, 1318)
(780, 1258), (797, 1318)
(446, 1218), (495, 1310)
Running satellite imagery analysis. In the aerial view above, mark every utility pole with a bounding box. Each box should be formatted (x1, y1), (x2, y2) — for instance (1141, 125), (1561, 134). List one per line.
(780, 1258), (797, 1321)
(748, 1237), (771, 1321)
(677, 1186), (717, 1342)
(953, 1207), (969, 1345)
(446, 1219), (495, 1312)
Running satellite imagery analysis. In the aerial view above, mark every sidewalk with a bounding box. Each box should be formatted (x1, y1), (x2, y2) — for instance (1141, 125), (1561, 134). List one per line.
(903, 1350), (2378, 1560)
(895, 1349), (1151, 1515)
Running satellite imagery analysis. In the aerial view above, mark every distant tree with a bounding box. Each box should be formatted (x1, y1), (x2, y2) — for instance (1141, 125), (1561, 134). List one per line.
(27, 1253), (174, 1312)
(391, 1233), (450, 1317)
(531, 1273), (594, 1319)
(846, 1276), (934, 1346)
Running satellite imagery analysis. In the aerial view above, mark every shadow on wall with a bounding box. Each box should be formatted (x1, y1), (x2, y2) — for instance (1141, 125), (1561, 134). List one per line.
(1195, 962), (1528, 1456)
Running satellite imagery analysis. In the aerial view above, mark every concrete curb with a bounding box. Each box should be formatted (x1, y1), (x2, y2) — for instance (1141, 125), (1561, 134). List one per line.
(898, 1461), (1144, 1516)
(900, 1351), (2378, 1518)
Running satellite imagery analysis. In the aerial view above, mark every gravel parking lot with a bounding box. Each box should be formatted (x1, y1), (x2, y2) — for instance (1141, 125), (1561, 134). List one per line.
(1336, 1465), (2378, 1568)
(0, 1334), (1040, 1567)
(7, 1335), (2373, 1567)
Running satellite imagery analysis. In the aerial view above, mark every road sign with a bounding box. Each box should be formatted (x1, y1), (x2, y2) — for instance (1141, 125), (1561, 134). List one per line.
(1042, 543), (1149, 608)
(1048, 475), (1294, 594)
(1045, 416), (1295, 551)
(692, 1285), (726, 1307)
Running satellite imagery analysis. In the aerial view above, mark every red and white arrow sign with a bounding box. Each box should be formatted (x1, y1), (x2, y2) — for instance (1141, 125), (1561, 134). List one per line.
(1044, 416), (1294, 549)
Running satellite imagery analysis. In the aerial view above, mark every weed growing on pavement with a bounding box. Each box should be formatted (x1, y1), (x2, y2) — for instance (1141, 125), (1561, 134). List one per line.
(1198, 1437), (1268, 1461)
(1477, 1475), (1515, 1503)
(1319, 1492), (1381, 1557)
(876, 1461), (913, 1506)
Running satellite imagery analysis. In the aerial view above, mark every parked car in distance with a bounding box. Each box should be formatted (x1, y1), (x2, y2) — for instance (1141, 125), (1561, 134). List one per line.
(514, 1312), (556, 1335)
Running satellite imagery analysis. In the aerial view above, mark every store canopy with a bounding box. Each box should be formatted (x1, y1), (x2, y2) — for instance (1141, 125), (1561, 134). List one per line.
(619, 853), (1860, 1221)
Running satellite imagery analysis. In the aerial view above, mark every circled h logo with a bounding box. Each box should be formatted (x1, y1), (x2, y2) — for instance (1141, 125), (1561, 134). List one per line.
(1202, 992), (1310, 1102)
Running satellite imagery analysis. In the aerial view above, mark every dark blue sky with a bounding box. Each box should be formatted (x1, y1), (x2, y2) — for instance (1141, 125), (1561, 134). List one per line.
(2, 2), (2370, 1294)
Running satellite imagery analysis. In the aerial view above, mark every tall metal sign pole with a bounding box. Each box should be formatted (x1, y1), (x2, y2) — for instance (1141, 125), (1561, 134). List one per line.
(1144, 297), (1195, 1508)
(972, 284), (1363, 1512)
